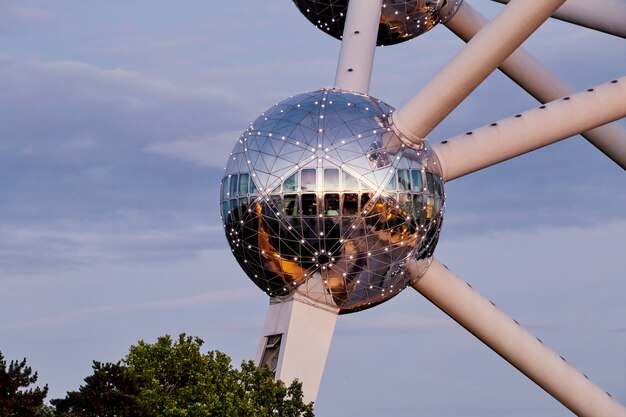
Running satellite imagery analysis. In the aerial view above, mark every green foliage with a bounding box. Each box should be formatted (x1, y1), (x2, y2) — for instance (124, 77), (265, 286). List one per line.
(51, 361), (145, 417)
(0, 351), (49, 417)
(53, 334), (314, 417)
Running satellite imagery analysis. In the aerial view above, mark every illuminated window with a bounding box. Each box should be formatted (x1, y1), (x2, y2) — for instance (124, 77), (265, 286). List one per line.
(342, 193), (359, 215)
(284, 194), (297, 215)
(398, 193), (411, 212)
(221, 177), (229, 199)
(413, 194), (424, 219)
(324, 193), (340, 216)
(230, 174), (238, 197)
(385, 173), (397, 191)
(398, 169), (410, 190)
(238, 173), (249, 194)
(230, 199), (239, 222)
(250, 178), (259, 194)
(324, 169), (339, 190)
(301, 169), (317, 191)
(238, 197), (248, 217)
(270, 195), (283, 212)
(284, 173), (298, 192)
(221, 201), (229, 221)
(302, 193), (318, 215)
(426, 172), (436, 194)
(411, 170), (423, 191)
(361, 192), (373, 210)
(343, 171), (359, 190)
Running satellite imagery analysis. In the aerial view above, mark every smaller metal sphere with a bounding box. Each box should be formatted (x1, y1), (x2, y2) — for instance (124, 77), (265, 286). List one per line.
(220, 89), (445, 313)
(292, 0), (463, 46)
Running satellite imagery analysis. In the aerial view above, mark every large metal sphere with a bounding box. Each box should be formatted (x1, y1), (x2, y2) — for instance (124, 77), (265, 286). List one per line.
(292, 0), (463, 46)
(220, 89), (444, 313)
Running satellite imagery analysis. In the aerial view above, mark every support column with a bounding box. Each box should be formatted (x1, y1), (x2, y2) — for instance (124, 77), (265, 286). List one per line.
(334, 0), (383, 94)
(391, 0), (566, 143)
(431, 76), (626, 181)
(412, 259), (626, 417)
(256, 293), (338, 404)
(490, 0), (626, 38)
(445, 0), (626, 170)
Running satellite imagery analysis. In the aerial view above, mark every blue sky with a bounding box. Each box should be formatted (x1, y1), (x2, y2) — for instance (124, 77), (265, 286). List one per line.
(0, 1), (625, 416)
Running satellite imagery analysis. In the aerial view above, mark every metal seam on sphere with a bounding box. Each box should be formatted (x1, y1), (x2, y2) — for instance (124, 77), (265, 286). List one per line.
(220, 89), (445, 313)
(292, 0), (464, 46)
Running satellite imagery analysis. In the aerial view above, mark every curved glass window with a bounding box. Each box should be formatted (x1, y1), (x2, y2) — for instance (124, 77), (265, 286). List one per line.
(426, 172), (436, 195)
(302, 193), (317, 216)
(324, 193), (340, 216)
(238, 173), (249, 195)
(301, 169), (316, 191)
(221, 178), (228, 199)
(324, 169), (339, 190)
(342, 193), (359, 215)
(343, 171), (359, 191)
(230, 174), (238, 197)
(250, 177), (259, 194)
(284, 194), (297, 215)
(412, 170), (423, 191)
(284, 173), (298, 192)
(398, 169), (410, 190)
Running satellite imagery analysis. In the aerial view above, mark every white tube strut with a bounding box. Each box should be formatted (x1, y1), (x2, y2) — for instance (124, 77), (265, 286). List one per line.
(391, 0), (566, 143)
(431, 76), (626, 181)
(490, 0), (626, 39)
(334, 0), (383, 94)
(411, 259), (626, 417)
(445, 1), (626, 170)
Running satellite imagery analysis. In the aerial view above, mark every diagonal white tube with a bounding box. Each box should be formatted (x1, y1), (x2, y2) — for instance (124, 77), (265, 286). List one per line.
(490, 0), (626, 39)
(391, 0), (566, 143)
(445, 1), (626, 170)
(412, 259), (626, 417)
(431, 76), (626, 181)
(334, 0), (383, 94)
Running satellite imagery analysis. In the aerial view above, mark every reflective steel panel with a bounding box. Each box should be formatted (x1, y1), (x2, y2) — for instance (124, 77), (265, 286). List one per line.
(221, 89), (445, 313)
(292, 0), (464, 46)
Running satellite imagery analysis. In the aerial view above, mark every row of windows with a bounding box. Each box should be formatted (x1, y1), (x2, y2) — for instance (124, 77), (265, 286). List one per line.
(222, 192), (443, 223)
(221, 168), (443, 199)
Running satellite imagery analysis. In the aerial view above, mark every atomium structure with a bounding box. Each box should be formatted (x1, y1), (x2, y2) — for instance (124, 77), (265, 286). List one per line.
(292, 0), (463, 45)
(220, 0), (626, 414)
(221, 90), (444, 313)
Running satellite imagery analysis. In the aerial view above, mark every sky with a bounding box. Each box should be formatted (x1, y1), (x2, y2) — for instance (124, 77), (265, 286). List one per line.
(0, 1), (625, 416)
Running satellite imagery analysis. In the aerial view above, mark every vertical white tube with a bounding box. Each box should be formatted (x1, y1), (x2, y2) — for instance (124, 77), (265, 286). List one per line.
(334, 0), (383, 94)
(413, 259), (626, 417)
(391, 0), (566, 143)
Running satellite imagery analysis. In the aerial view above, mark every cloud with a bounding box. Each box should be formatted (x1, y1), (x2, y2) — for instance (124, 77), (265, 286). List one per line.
(0, 221), (226, 276)
(0, 287), (257, 329)
(0, 55), (247, 159)
(0, 3), (57, 34)
(144, 130), (243, 167)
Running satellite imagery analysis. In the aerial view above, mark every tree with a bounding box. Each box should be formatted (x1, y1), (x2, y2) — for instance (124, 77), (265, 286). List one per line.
(53, 334), (314, 417)
(51, 361), (146, 417)
(0, 351), (49, 417)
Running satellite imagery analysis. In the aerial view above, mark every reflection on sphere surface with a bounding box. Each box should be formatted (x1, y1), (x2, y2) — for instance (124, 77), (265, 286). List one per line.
(292, 0), (463, 46)
(221, 89), (444, 313)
